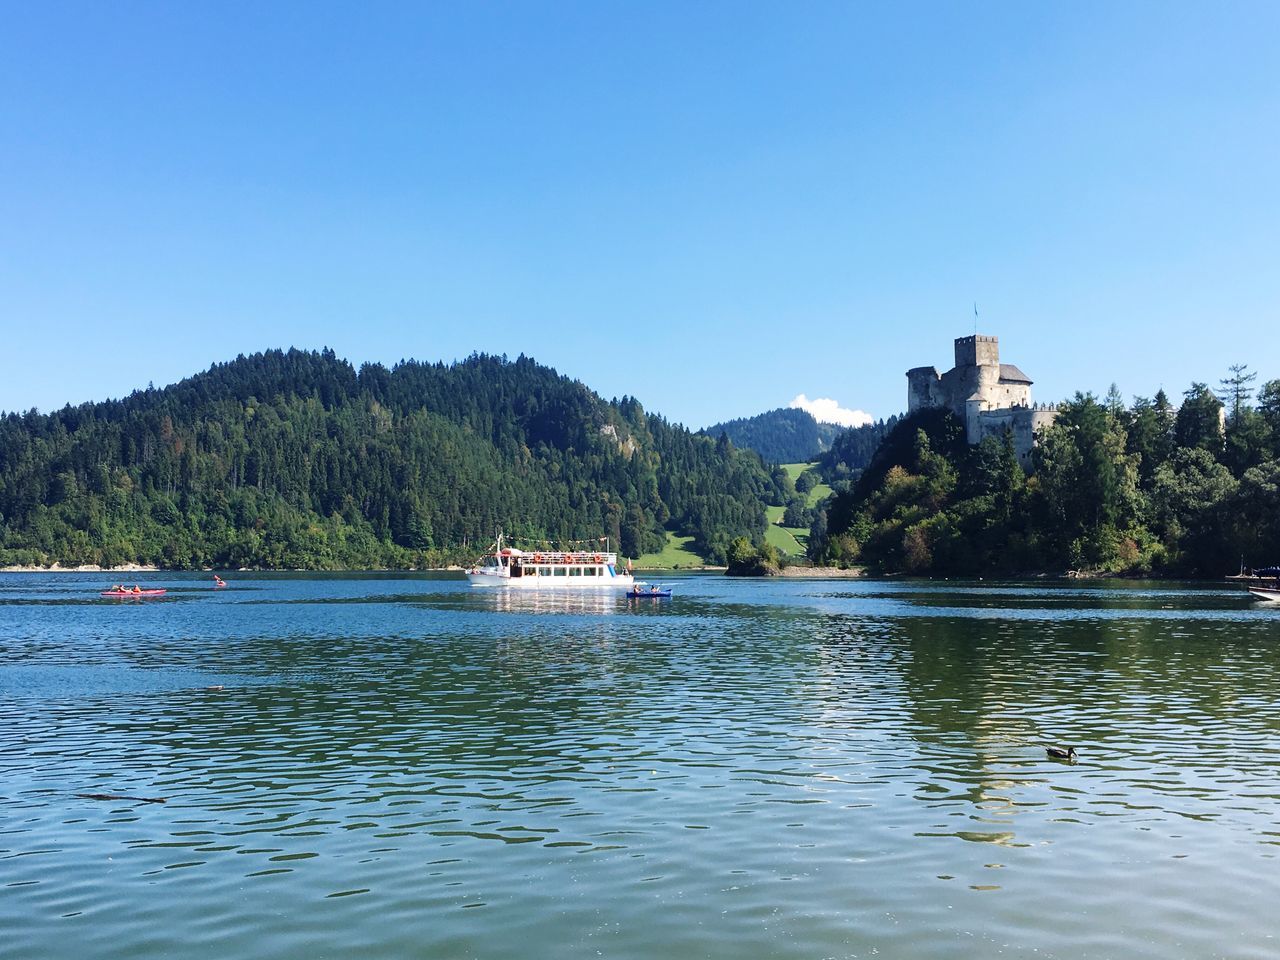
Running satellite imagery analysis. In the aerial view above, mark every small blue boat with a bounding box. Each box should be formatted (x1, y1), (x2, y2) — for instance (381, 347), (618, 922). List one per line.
(627, 586), (672, 598)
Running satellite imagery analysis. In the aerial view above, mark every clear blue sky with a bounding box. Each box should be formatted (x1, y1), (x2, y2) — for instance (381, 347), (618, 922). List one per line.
(2, 2), (1277, 428)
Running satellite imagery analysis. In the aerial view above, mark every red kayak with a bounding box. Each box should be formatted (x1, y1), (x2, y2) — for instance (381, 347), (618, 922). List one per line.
(100, 589), (167, 598)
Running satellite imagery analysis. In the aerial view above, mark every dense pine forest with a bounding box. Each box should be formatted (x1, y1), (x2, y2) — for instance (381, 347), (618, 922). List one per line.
(702, 407), (896, 482)
(702, 407), (844, 464)
(816, 416), (899, 481)
(0, 349), (785, 569)
(810, 372), (1280, 577)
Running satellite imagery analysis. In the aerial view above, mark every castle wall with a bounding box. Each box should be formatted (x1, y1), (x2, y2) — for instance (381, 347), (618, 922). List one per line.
(906, 367), (944, 412)
(938, 366), (981, 411)
(973, 407), (1053, 468)
(1030, 408), (1059, 438)
(984, 381), (1032, 409)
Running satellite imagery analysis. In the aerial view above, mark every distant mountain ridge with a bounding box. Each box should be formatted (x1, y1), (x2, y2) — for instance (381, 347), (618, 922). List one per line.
(703, 407), (843, 464)
(0, 349), (785, 569)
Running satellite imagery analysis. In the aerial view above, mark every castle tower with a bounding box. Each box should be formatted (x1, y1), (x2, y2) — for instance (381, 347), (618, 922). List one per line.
(954, 334), (999, 369)
(950, 334), (1000, 412)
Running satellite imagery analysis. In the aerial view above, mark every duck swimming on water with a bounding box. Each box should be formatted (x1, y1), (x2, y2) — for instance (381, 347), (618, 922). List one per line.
(1046, 745), (1077, 761)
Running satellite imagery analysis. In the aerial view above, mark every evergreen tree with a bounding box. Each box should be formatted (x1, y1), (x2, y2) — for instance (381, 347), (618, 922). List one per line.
(1224, 409), (1272, 478)
(1257, 380), (1280, 458)
(1126, 394), (1175, 488)
(1218, 364), (1257, 426)
(1174, 383), (1225, 457)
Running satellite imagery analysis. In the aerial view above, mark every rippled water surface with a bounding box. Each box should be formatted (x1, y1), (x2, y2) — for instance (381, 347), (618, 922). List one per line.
(3, 572), (1280, 959)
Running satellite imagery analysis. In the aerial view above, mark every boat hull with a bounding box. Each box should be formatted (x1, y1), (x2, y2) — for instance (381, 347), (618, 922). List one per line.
(1246, 585), (1280, 602)
(467, 571), (634, 589)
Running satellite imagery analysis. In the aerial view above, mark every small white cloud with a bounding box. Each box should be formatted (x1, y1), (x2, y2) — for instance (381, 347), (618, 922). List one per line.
(789, 394), (874, 429)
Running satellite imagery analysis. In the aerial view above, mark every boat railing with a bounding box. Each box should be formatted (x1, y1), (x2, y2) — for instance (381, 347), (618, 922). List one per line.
(513, 551), (618, 565)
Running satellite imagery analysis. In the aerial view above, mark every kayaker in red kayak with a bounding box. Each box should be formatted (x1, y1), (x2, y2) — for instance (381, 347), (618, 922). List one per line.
(100, 585), (165, 598)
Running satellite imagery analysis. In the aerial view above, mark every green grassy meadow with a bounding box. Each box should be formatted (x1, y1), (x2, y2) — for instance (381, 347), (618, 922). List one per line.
(635, 463), (829, 564)
(764, 505), (806, 555)
(763, 462), (833, 556)
(634, 533), (707, 568)
(781, 462), (832, 506)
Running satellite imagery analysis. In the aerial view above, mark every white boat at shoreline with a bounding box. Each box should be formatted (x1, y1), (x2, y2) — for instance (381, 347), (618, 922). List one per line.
(1243, 566), (1280, 602)
(466, 532), (635, 589)
(1246, 584), (1280, 602)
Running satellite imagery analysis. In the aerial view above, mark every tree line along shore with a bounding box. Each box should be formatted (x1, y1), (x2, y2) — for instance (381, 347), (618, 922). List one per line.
(2, 350), (1276, 579)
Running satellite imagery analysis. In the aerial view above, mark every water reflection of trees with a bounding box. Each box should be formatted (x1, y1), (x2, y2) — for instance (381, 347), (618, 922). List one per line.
(895, 611), (1280, 744)
(885, 609), (1280, 840)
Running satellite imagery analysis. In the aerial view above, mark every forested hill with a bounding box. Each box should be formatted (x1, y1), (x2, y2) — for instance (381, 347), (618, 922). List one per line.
(0, 349), (784, 569)
(702, 407), (843, 463)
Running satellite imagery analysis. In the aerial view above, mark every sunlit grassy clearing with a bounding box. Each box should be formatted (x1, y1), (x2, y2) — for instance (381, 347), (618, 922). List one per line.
(781, 462), (832, 505)
(634, 533), (706, 568)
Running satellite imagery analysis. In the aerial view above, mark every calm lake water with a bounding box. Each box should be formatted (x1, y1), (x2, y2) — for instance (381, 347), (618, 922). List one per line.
(2, 572), (1279, 959)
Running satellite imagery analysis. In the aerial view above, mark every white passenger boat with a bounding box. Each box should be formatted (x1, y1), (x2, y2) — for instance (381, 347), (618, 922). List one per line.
(1243, 566), (1280, 602)
(1239, 578), (1280, 601)
(466, 533), (635, 589)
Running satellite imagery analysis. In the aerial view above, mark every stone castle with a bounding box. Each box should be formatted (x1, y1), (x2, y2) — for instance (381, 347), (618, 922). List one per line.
(906, 334), (1057, 466)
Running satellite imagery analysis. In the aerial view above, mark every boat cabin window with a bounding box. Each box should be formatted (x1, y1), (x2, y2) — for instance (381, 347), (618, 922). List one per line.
(539, 566), (551, 577)
(553, 566), (567, 576)
(568, 566), (581, 577)
(583, 566), (597, 576)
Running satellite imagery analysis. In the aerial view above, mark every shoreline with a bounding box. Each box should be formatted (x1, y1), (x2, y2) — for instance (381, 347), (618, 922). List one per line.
(777, 565), (866, 578)
(0, 563), (1247, 584)
(0, 564), (472, 574)
(634, 565), (726, 573)
(1, 563), (161, 573)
